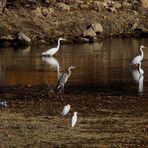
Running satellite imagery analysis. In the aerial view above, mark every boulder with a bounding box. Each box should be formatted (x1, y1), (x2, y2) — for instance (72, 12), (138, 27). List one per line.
(108, 7), (117, 12)
(83, 27), (97, 37)
(75, 0), (84, 4)
(32, 7), (43, 17)
(42, 7), (49, 17)
(141, 0), (148, 8)
(114, 2), (122, 9)
(91, 22), (103, 33)
(122, 2), (132, 9)
(1, 35), (14, 40)
(17, 32), (31, 45)
(57, 3), (70, 11)
(74, 37), (90, 43)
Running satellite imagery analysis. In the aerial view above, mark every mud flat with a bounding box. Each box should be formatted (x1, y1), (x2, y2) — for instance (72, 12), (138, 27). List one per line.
(0, 85), (147, 147)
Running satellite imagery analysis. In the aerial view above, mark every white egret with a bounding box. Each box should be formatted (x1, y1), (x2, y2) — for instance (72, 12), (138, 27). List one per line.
(42, 38), (66, 56)
(71, 112), (78, 127)
(130, 45), (146, 66)
(56, 66), (75, 93)
(61, 104), (71, 116)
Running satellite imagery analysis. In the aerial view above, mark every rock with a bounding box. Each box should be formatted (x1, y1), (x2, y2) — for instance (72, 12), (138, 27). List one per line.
(74, 37), (90, 43)
(32, 7), (43, 17)
(48, 8), (54, 14)
(91, 22), (103, 33)
(57, 3), (70, 11)
(17, 32), (31, 45)
(83, 27), (97, 38)
(41, 7), (49, 16)
(141, 0), (148, 8)
(114, 2), (122, 9)
(131, 22), (139, 30)
(108, 7), (117, 12)
(1, 35), (14, 40)
(105, 0), (115, 7)
(122, 2), (132, 9)
(80, 4), (89, 9)
(75, 0), (84, 4)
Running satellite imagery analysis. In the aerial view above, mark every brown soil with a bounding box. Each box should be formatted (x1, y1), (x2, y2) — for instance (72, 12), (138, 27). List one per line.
(0, 85), (148, 147)
(0, 0), (148, 45)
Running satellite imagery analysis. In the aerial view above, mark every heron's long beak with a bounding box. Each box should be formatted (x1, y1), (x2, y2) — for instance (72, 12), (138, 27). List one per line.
(62, 39), (68, 41)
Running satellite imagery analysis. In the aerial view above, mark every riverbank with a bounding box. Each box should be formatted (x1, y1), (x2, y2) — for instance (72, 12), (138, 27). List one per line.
(0, 0), (148, 46)
(0, 84), (148, 147)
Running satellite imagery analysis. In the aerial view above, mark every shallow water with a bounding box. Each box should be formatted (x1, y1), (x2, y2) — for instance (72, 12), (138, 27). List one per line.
(0, 37), (148, 96)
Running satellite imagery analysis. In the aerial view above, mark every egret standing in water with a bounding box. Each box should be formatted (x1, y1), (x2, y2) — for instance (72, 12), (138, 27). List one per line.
(42, 38), (66, 56)
(56, 66), (75, 93)
(71, 112), (78, 127)
(61, 104), (71, 116)
(130, 45), (146, 66)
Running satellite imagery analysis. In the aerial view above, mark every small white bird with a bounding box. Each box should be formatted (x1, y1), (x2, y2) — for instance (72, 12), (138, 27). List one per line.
(42, 38), (66, 56)
(0, 101), (7, 107)
(130, 45), (146, 66)
(61, 104), (71, 116)
(71, 112), (78, 127)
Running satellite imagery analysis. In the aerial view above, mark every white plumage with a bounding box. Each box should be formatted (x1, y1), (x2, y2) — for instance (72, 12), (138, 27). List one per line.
(61, 104), (71, 116)
(130, 45), (145, 66)
(71, 112), (78, 127)
(42, 38), (66, 56)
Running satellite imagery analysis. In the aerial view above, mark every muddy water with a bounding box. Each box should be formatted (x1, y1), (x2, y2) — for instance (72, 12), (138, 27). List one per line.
(0, 38), (148, 96)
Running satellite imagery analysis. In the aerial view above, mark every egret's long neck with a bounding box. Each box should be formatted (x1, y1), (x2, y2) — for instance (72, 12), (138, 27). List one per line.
(140, 47), (144, 58)
(57, 39), (61, 50)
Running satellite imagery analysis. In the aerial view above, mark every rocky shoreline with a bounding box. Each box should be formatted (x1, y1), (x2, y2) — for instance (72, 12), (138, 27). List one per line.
(0, 0), (148, 46)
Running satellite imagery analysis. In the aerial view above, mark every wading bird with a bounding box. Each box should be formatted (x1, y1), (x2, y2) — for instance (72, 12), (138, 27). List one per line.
(42, 38), (66, 56)
(130, 45), (146, 66)
(71, 112), (78, 127)
(0, 101), (7, 107)
(56, 66), (75, 93)
(61, 104), (71, 116)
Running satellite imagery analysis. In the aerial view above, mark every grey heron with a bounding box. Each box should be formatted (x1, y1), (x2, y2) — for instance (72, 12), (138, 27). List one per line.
(130, 45), (146, 66)
(56, 66), (75, 93)
(42, 38), (67, 56)
(71, 112), (78, 127)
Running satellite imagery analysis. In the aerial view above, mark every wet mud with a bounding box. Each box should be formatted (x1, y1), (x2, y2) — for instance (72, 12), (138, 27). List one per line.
(0, 85), (148, 147)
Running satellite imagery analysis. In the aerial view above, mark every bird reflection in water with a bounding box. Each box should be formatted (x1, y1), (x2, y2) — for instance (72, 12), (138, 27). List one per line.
(130, 62), (144, 95)
(42, 57), (61, 80)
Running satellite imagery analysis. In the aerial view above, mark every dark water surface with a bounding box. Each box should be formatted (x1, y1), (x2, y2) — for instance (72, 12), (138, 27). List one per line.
(0, 38), (148, 96)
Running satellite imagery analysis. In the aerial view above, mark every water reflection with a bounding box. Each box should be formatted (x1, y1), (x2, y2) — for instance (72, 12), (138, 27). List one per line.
(130, 67), (144, 95)
(0, 38), (148, 95)
(42, 57), (61, 79)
